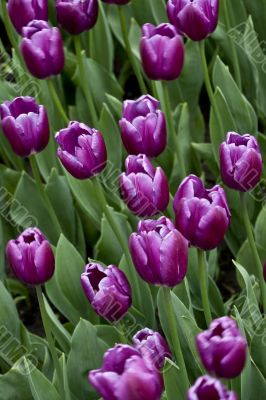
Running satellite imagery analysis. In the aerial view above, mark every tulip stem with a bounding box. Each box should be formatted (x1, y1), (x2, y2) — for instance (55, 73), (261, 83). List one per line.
(36, 286), (64, 397)
(223, 0), (242, 90)
(46, 79), (69, 125)
(198, 249), (212, 326)
(161, 81), (186, 179)
(29, 156), (62, 238)
(162, 287), (189, 393)
(239, 192), (266, 314)
(118, 6), (147, 94)
(199, 41), (224, 136)
(93, 177), (142, 310)
(74, 35), (98, 127)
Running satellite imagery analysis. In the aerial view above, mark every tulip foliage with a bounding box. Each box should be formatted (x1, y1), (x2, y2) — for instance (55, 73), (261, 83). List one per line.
(0, 0), (266, 399)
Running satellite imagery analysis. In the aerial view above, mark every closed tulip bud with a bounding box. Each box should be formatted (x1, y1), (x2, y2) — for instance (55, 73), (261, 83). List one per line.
(81, 263), (131, 322)
(6, 228), (55, 285)
(119, 95), (166, 157)
(188, 376), (237, 400)
(102, 0), (130, 4)
(0, 96), (49, 157)
(167, 0), (219, 41)
(20, 20), (64, 79)
(196, 317), (247, 379)
(56, 121), (107, 179)
(89, 344), (163, 400)
(140, 23), (184, 81)
(56, 0), (98, 35)
(174, 175), (230, 250)
(120, 155), (169, 217)
(7, 0), (48, 35)
(220, 132), (262, 192)
(129, 216), (188, 287)
(133, 328), (171, 370)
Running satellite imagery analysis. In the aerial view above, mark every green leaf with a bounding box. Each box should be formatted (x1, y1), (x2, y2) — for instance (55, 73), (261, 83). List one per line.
(26, 359), (61, 400)
(163, 359), (185, 400)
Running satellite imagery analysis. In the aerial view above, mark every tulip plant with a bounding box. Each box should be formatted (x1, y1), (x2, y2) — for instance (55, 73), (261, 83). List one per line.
(0, 0), (266, 399)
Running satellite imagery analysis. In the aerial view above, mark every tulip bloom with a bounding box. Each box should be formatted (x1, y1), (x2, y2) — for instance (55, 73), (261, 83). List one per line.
(89, 344), (163, 400)
(56, 121), (107, 180)
(196, 317), (247, 379)
(167, 0), (219, 41)
(119, 155), (169, 217)
(129, 216), (188, 287)
(174, 175), (230, 250)
(20, 20), (64, 79)
(133, 328), (171, 370)
(188, 376), (237, 400)
(140, 23), (184, 81)
(56, 0), (98, 35)
(6, 228), (55, 285)
(81, 263), (131, 322)
(220, 132), (262, 192)
(119, 95), (166, 157)
(0, 97), (49, 157)
(7, 0), (48, 35)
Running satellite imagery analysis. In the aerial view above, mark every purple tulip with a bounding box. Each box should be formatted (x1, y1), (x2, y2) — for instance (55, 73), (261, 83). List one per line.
(187, 375), (238, 400)
(140, 23), (184, 81)
(220, 132), (262, 192)
(174, 175), (230, 250)
(20, 20), (64, 79)
(133, 328), (171, 370)
(7, 0), (48, 35)
(81, 263), (131, 322)
(167, 0), (219, 41)
(6, 228), (55, 285)
(55, 121), (107, 180)
(119, 95), (166, 157)
(56, 0), (98, 35)
(196, 316), (247, 379)
(129, 216), (188, 287)
(89, 344), (163, 400)
(119, 155), (169, 217)
(0, 97), (49, 157)
(102, 0), (130, 4)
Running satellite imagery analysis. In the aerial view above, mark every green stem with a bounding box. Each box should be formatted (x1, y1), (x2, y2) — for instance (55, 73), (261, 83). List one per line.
(118, 6), (147, 94)
(29, 156), (62, 238)
(36, 286), (64, 397)
(74, 35), (98, 127)
(199, 41), (224, 135)
(46, 79), (69, 125)
(162, 287), (189, 392)
(239, 192), (266, 314)
(93, 178), (142, 308)
(198, 249), (212, 326)
(161, 81), (186, 178)
(223, 0), (242, 89)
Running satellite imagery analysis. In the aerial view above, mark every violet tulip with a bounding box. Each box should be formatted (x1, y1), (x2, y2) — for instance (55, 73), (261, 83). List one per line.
(56, 121), (107, 180)
(119, 95), (166, 157)
(7, 0), (48, 35)
(56, 0), (98, 35)
(187, 376), (237, 400)
(196, 316), (247, 379)
(133, 328), (171, 370)
(140, 23), (184, 81)
(0, 96), (49, 157)
(81, 263), (131, 322)
(6, 228), (55, 285)
(220, 132), (262, 192)
(89, 344), (163, 400)
(119, 155), (169, 217)
(20, 20), (64, 79)
(129, 216), (188, 287)
(167, 0), (219, 41)
(174, 175), (230, 250)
